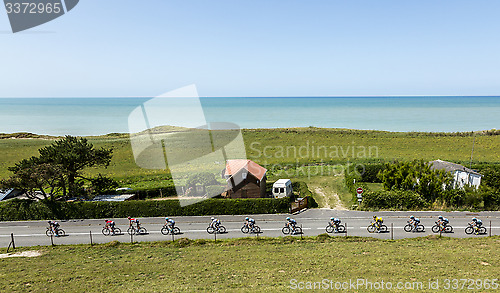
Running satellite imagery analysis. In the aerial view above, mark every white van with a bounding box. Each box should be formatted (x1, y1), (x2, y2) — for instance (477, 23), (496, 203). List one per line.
(272, 179), (293, 198)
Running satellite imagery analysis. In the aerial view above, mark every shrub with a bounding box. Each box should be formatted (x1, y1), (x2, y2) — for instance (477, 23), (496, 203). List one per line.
(0, 197), (291, 221)
(361, 190), (428, 210)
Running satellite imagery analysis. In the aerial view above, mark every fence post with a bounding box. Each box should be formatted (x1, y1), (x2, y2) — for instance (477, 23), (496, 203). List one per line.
(130, 231), (133, 243)
(90, 231), (93, 246)
(391, 223), (394, 240)
(214, 230), (217, 243)
(490, 221), (492, 237)
(300, 224), (303, 240)
(51, 233), (54, 246)
(171, 230), (174, 242)
(11, 233), (15, 249)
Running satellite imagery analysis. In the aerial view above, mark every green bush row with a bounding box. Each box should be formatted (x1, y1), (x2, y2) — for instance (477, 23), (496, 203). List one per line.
(0, 197), (291, 221)
(360, 190), (428, 210)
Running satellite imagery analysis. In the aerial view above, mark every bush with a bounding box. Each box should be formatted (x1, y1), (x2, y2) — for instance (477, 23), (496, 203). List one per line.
(0, 197), (291, 221)
(361, 190), (428, 210)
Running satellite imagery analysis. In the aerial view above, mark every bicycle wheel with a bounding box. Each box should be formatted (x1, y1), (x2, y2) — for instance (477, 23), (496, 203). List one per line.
(56, 229), (65, 237)
(172, 227), (181, 234)
(465, 226), (474, 234)
(417, 224), (425, 232)
(138, 227), (147, 234)
(293, 227), (302, 234)
(252, 226), (260, 233)
(46, 229), (53, 237)
(241, 226), (249, 233)
(367, 225), (376, 233)
(127, 227), (136, 235)
(161, 226), (169, 235)
(337, 225), (346, 233)
(113, 227), (121, 235)
(282, 227), (291, 234)
(379, 225), (388, 233)
(217, 226), (226, 233)
(431, 225), (440, 233)
(102, 228), (110, 236)
(404, 224), (412, 232)
(445, 225), (453, 233)
(479, 227), (487, 234)
(207, 226), (215, 234)
(326, 225), (334, 233)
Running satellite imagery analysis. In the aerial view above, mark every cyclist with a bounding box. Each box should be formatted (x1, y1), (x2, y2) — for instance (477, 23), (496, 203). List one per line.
(437, 215), (449, 231)
(48, 220), (61, 236)
(210, 217), (221, 229)
(329, 217), (341, 232)
(409, 215), (420, 232)
(105, 219), (116, 235)
(471, 217), (483, 235)
(244, 217), (256, 229)
(373, 215), (383, 232)
(286, 217), (297, 233)
(128, 216), (141, 232)
(165, 217), (175, 231)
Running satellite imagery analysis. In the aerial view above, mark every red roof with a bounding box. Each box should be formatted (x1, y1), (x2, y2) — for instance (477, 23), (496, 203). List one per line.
(224, 159), (267, 180)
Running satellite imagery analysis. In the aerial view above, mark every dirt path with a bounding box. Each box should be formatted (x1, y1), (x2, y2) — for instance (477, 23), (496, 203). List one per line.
(314, 187), (348, 210)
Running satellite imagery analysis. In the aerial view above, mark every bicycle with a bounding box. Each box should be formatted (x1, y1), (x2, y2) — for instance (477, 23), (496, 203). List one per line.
(102, 226), (122, 236)
(161, 225), (181, 235)
(241, 223), (261, 234)
(46, 227), (65, 237)
(325, 223), (346, 233)
(127, 226), (147, 235)
(367, 222), (388, 233)
(404, 221), (425, 232)
(282, 224), (302, 235)
(465, 223), (487, 235)
(207, 225), (226, 234)
(431, 221), (453, 233)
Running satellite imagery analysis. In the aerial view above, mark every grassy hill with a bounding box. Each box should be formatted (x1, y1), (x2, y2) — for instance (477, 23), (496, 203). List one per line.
(1, 128), (499, 189)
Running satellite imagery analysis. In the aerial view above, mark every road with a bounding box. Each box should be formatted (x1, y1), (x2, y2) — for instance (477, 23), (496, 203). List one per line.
(1, 210), (499, 248)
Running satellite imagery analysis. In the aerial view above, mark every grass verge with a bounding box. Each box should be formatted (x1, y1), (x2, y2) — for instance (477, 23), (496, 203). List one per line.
(0, 235), (498, 292)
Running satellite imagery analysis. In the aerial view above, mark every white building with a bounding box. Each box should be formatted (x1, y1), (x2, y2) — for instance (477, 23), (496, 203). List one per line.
(429, 159), (482, 189)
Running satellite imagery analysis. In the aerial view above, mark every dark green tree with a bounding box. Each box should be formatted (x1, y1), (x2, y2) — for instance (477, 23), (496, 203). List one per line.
(1, 136), (115, 200)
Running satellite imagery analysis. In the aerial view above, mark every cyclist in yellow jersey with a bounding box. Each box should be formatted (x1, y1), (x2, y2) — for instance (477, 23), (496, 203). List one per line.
(373, 215), (383, 231)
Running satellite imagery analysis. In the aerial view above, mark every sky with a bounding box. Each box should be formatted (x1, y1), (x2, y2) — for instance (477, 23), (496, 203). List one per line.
(1, 0), (500, 97)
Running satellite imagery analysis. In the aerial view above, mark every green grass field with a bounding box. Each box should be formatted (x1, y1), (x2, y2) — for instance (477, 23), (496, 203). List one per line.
(0, 236), (499, 292)
(1, 128), (500, 189)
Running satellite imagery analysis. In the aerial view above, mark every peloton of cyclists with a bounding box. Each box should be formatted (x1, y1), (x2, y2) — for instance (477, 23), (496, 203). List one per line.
(408, 215), (420, 232)
(48, 220), (61, 236)
(128, 216), (142, 232)
(104, 219), (116, 235)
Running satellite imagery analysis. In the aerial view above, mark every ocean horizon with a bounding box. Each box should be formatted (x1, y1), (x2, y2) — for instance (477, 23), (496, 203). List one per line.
(1, 96), (500, 136)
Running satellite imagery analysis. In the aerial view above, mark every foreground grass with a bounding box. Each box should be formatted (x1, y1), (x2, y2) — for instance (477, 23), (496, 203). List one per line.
(1, 235), (499, 292)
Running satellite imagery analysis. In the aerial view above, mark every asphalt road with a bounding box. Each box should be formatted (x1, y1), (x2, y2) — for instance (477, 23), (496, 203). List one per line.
(1, 210), (499, 248)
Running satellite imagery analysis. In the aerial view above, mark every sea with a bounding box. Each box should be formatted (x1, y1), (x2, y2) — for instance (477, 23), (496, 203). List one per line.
(1, 96), (500, 136)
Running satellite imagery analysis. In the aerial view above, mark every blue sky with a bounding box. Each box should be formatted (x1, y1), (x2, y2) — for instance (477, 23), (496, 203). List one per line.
(1, 0), (500, 97)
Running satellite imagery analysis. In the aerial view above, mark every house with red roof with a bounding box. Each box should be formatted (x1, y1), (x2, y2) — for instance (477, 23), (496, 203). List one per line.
(222, 159), (267, 198)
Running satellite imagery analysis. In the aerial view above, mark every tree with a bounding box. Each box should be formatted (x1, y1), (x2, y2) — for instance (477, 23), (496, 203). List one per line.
(378, 159), (452, 202)
(0, 136), (116, 200)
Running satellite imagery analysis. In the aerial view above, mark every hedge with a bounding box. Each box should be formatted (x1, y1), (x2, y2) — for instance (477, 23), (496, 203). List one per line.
(0, 197), (291, 221)
(360, 190), (428, 210)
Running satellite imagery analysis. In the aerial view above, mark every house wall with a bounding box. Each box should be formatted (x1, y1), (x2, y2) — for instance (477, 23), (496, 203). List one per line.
(226, 172), (266, 199)
(453, 171), (481, 189)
